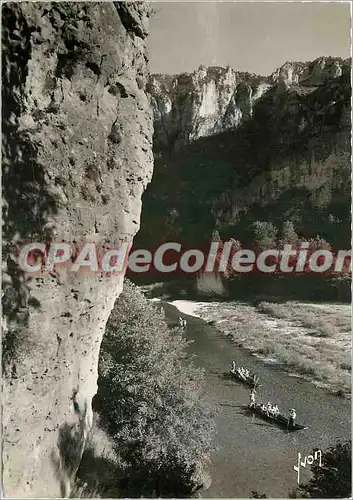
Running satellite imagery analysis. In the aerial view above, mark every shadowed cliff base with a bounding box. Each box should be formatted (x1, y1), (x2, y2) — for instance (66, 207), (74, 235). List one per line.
(131, 272), (351, 305)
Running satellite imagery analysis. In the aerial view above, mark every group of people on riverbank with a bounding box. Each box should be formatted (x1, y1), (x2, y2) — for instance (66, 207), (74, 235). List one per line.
(179, 316), (187, 328)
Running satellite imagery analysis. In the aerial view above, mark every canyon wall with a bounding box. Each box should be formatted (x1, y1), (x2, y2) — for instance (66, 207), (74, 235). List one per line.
(149, 57), (347, 151)
(2, 2), (153, 497)
(149, 65), (271, 151)
(136, 57), (350, 250)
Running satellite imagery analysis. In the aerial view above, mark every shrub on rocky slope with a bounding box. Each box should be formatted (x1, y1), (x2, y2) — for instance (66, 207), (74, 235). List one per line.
(94, 281), (215, 497)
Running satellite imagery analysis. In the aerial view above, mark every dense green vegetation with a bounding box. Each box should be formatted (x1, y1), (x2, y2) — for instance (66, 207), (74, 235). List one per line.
(92, 281), (215, 497)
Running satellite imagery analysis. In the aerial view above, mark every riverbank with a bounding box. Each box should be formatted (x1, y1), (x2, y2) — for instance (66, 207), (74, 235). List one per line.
(169, 299), (351, 397)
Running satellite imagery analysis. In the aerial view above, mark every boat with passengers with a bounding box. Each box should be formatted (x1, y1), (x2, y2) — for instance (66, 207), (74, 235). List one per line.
(230, 362), (260, 387)
(247, 403), (308, 432)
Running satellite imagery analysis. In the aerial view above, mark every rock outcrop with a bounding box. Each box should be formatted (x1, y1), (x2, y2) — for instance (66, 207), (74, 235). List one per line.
(136, 57), (350, 251)
(2, 2), (153, 497)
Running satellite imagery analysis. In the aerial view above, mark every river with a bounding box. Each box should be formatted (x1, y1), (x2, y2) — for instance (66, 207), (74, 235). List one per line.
(161, 301), (351, 498)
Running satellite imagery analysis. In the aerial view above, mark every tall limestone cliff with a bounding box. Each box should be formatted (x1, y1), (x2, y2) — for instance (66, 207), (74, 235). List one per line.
(2, 2), (153, 497)
(137, 57), (350, 250)
(149, 65), (271, 151)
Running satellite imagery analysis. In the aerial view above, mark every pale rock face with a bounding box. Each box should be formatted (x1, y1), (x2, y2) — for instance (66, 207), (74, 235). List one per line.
(252, 82), (271, 103)
(2, 2), (153, 497)
(150, 66), (270, 149)
(272, 56), (346, 87)
(199, 81), (218, 118)
(275, 62), (300, 85)
(189, 67), (239, 140)
(196, 272), (227, 297)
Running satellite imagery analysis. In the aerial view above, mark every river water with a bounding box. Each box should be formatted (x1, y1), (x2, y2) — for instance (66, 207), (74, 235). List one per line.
(162, 301), (351, 498)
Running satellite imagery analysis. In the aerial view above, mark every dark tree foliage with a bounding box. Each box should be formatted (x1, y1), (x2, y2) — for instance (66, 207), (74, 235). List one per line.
(121, 455), (202, 498)
(298, 441), (352, 498)
(95, 280), (215, 497)
(250, 491), (267, 498)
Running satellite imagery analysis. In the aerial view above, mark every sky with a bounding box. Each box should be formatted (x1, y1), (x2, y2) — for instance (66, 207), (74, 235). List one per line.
(148, 2), (351, 76)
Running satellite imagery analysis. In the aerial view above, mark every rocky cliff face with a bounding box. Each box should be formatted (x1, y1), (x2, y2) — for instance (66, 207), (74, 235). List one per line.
(136, 56), (350, 250)
(149, 65), (271, 151)
(149, 57), (348, 151)
(2, 2), (153, 497)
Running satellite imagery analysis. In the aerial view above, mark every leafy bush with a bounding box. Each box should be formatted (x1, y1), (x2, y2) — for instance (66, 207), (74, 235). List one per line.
(280, 220), (298, 244)
(95, 280), (215, 497)
(251, 221), (278, 249)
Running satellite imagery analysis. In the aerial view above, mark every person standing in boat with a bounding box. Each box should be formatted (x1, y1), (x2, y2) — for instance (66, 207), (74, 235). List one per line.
(266, 401), (272, 417)
(249, 388), (256, 408)
(289, 408), (296, 428)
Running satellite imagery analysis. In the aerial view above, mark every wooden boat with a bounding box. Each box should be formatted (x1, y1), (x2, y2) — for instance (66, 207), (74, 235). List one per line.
(247, 404), (308, 432)
(230, 366), (260, 387)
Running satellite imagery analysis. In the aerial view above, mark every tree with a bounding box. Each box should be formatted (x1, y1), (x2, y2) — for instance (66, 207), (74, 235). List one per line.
(252, 221), (278, 249)
(298, 441), (351, 498)
(96, 281), (215, 497)
(308, 236), (331, 251)
(281, 221), (298, 245)
(211, 229), (221, 242)
(208, 237), (242, 277)
(250, 491), (267, 498)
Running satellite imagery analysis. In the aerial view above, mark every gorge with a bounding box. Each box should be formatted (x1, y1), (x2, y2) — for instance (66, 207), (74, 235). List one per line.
(1, 2), (351, 497)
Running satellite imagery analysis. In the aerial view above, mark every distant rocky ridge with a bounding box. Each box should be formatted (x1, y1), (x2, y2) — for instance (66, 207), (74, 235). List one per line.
(148, 56), (349, 151)
(136, 56), (351, 252)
